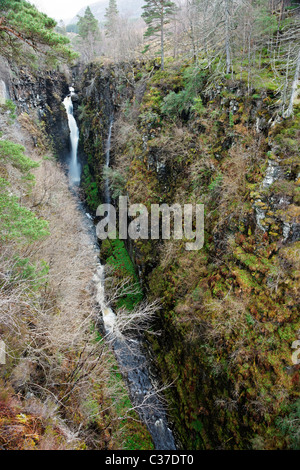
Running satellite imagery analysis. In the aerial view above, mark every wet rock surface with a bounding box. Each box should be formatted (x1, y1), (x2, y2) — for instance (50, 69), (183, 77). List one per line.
(113, 337), (177, 450)
(9, 67), (70, 158)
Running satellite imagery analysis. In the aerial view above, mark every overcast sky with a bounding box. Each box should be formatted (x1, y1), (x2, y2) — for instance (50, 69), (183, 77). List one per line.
(29, 0), (93, 22)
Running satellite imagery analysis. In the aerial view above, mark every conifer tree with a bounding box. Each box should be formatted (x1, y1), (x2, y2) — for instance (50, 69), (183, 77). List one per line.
(142, 0), (176, 71)
(0, 0), (76, 64)
(104, 0), (119, 38)
(77, 7), (101, 62)
(77, 6), (99, 40)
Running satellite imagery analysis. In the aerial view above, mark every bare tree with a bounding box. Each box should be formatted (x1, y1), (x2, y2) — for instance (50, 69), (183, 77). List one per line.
(284, 47), (300, 117)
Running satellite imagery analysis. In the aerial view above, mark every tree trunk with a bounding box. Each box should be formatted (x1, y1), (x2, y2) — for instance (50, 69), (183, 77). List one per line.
(188, 0), (197, 62)
(225, 0), (232, 75)
(161, 12), (164, 70)
(284, 48), (300, 118)
(173, 15), (178, 59)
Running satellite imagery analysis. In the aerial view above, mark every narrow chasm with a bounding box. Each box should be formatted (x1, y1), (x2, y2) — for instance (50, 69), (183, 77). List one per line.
(0, 0), (299, 452)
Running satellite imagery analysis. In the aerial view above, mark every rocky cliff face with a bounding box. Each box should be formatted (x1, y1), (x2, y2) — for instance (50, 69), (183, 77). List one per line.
(0, 58), (71, 158)
(76, 62), (132, 211)
(64, 61), (300, 450)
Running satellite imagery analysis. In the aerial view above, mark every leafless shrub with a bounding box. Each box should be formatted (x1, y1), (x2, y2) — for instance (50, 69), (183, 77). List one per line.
(103, 267), (142, 309)
(111, 299), (161, 340)
(0, 116), (151, 448)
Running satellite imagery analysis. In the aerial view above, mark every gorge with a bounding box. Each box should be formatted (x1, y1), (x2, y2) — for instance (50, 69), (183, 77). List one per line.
(0, 0), (299, 452)
(0, 55), (299, 451)
(62, 85), (177, 450)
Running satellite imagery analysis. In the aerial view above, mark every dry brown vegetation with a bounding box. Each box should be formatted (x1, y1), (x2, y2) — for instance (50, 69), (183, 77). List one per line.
(0, 110), (152, 450)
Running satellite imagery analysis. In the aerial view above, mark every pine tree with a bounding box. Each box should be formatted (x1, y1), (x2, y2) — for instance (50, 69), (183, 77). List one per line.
(104, 0), (119, 38)
(0, 140), (49, 243)
(77, 7), (101, 61)
(0, 0), (76, 64)
(142, 0), (176, 70)
(77, 6), (99, 40)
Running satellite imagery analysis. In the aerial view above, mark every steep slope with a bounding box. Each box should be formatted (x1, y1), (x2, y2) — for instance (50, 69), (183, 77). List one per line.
(77, 59), (300, 450)
(0, 63), (153, 450)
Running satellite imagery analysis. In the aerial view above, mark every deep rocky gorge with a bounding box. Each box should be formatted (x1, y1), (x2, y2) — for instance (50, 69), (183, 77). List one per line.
(74, 61), (300, 450)
(1, 57), (299, 450)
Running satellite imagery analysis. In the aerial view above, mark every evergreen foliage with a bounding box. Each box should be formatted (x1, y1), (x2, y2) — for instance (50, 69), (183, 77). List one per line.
(0, 138), (49, 243)
(76, 6), (101, 61)
(142, 0), (176, 70)
(0, 185), (49, 242)
(77, 6), (100, 40)
(161, 65), (206, 117)
(0, 0), (77, 64)
(104, 0), (119, 38)
(0, 140), (39, 173)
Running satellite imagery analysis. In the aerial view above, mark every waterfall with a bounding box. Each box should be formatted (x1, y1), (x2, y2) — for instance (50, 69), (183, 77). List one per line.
(93, 121), (176, 450)
(95, 120), (116, 334)
(61, 101), (176, 450)
(0, 79), (10, 104)
(94, 265), (116, 334)
(63, 89), (81, 185)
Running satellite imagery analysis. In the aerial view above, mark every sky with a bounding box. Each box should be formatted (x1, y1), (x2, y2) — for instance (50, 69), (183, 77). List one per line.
(29, 0), (93, 22)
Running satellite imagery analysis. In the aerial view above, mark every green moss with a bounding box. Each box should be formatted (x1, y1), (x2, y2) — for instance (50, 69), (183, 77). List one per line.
(81, 164), (100, 211)
(109, 365), (154, 450)
(78, 60), (300, 451)
(103, 238), (143, 310)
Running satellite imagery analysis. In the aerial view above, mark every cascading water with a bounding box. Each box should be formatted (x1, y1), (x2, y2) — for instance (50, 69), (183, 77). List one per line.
(62, 96), (176, 450)
(112, 336), (177, 450)
(0, 79), (10, 104)
(97, 119), (117, 331)
(94, 264), (116, 334)
(96, 122), (177, 450)
(63, 88), (81, 185)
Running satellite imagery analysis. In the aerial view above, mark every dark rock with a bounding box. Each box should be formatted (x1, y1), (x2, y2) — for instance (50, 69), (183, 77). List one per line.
(10, 67), (70, 158)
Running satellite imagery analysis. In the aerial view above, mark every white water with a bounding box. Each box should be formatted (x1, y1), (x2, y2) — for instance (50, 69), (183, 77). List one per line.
(61, 103), (176, 450)
(96, 119), (116, 334)
(63, 90), (81, 185)
(0, 79), (10, 104)
(62, 89), (115, 334)
(93, 264), (116, 335)
(95, 119), (117, 335)
(93, 122), (176, 449)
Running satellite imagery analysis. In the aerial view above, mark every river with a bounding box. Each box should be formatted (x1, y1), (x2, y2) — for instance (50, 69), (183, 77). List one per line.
(62, 88), (177, 451)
